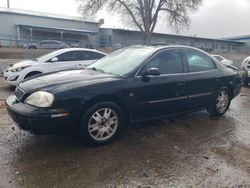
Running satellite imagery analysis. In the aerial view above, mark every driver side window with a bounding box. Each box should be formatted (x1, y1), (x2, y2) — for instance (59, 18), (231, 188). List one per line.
(139, 49), (183, 75)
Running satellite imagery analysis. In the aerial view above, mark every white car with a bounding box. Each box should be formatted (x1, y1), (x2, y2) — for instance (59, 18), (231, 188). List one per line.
(241, 56), (250, 86)
(3, 48), (106, 86)
(211, 54), (234, 66)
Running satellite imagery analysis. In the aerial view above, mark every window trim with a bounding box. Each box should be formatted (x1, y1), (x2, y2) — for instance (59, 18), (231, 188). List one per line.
(135, 48), (185, 77)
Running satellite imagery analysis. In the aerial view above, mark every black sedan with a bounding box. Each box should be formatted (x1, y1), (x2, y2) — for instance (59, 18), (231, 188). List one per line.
(6, 46), (241, 145)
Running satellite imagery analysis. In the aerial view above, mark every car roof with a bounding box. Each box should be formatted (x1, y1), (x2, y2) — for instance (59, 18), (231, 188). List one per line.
(54, 48), (107, 55)
(126, 45), (211, 56)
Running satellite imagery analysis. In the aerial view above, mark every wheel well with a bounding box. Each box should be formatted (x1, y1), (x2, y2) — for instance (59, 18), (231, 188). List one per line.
(24, 71), (42, 79)
(78, 95), (130, 123)
(29, 46), (37, 49)
(223, 85), (234, 99)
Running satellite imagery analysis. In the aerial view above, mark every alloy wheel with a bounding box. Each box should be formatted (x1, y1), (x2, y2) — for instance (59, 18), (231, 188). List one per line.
(216, 90), (229, 113)
(88, 108), (118, 141)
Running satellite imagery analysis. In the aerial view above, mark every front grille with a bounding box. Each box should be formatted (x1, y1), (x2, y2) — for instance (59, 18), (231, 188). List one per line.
(15, 86), (25, 100)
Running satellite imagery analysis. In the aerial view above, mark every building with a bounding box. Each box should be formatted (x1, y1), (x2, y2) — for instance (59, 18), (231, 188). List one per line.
(0, 8), (100, 47)
(100, 28), (245, 53)
(0, 8), (247, 53)
(223, 35), (250, 45)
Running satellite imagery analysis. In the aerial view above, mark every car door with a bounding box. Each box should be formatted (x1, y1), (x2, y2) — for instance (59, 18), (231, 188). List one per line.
(131, 49), (189, 120)
(39, 41), (50, 49)
(49, 41), (59, 49)
(47, 51), (83, 72)
(182, 49), (221, 110)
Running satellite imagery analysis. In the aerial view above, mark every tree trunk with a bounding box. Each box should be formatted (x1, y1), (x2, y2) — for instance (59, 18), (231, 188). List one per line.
(143, 32), (152, 45)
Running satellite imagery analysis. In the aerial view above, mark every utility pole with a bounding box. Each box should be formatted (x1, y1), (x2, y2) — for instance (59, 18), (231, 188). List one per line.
(7, 0), (10, 8)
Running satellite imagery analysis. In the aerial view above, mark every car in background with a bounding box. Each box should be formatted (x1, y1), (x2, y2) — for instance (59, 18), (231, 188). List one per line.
(3, 48), (106, 86)
(241, 56), (250, 86)
(22, 40), (70, 49)
(6, 46), (241, 146)
(211, 54), (234, 66)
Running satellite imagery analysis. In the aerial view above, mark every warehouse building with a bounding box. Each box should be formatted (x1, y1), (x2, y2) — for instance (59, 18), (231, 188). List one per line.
(99, 28), (245, 53)
(0, 8), (246, 53)
(0, 8), (100, 47)
(223, 35), (250, 45)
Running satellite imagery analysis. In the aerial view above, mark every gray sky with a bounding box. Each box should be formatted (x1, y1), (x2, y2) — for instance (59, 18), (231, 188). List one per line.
(0, 0), (249, 38)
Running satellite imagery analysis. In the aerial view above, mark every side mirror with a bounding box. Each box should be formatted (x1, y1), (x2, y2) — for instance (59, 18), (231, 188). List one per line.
(142, 67), (160, 76)
(50, 57), (58, 62)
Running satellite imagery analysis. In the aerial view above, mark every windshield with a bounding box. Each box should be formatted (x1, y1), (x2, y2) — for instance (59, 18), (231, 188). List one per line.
(87, 47), (153, 76)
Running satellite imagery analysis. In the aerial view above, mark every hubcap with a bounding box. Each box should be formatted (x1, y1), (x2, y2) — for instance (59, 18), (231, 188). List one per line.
(88, 108), (118, 141)
(216, 90), (229, 113)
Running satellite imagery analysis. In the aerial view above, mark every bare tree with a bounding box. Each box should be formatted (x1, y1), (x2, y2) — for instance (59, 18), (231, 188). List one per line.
(77, 0), (202, 44)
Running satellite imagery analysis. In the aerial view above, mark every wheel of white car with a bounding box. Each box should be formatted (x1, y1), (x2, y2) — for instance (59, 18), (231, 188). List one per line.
(79, 101), (123, 146)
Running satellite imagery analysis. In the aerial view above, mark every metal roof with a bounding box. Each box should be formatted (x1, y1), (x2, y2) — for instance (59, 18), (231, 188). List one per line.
(223, 35), (250, 41)
(17, 24), (99, 35)
(101, 28), (245, 44)
(0, 7), (98, 24)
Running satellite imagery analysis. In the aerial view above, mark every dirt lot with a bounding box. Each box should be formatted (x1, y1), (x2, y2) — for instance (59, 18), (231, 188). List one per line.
(0, 75), (250, 187)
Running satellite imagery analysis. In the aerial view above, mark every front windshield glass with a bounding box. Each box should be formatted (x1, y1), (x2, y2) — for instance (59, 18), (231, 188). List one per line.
(87, 47), (153, 76)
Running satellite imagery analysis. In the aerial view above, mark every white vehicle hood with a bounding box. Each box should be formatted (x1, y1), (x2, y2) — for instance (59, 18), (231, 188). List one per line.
(10, 59), (38, 68)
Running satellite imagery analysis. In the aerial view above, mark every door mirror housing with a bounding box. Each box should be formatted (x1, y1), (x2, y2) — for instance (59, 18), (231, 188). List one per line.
(142, 67), (160, 76)
(50, 57), (58, 62)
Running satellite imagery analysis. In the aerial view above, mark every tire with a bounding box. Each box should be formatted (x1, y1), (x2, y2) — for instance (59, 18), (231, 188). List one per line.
(28, 46), (37, 49)
(207, 87), (231, 116)
(24, 71), (42, 80)
(78, 101), (123, 146)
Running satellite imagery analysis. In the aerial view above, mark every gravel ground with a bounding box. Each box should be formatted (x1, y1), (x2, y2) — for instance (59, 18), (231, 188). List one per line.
(0, 76), (250, 187)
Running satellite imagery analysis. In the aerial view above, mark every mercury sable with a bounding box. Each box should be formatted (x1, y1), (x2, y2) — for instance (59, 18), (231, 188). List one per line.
(6, 46), (241, 146)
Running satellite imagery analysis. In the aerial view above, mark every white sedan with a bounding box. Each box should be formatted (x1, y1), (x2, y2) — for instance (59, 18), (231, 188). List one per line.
(3, 48), (106, 86)
(211, 54), (234, 66)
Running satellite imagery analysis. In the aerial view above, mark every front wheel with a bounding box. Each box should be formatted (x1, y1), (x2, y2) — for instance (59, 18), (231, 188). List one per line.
(207, 87), (231, 116)
(79, 102), (123, 146)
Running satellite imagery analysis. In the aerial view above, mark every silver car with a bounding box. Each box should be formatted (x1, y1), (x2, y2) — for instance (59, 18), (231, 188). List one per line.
(22, 40), (70, 49)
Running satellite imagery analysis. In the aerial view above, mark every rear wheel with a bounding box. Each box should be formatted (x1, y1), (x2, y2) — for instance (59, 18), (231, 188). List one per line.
(207, 87), (231, 116)
(78, 102), (123, 146)
(28, 46), (37, 49)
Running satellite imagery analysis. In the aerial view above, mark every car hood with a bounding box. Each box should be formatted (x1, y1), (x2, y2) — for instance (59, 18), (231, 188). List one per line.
(19, 69), (122, 93)
(10, 59), (37, 68)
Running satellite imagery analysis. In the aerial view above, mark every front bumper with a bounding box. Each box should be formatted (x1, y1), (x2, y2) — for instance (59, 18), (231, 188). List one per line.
(3, 70), (19, 86)
(6, 95), (79, 134)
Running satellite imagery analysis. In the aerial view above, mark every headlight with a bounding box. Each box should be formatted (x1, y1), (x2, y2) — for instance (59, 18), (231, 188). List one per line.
(10, 66), (31, 72)
(24, 91), (54, 107)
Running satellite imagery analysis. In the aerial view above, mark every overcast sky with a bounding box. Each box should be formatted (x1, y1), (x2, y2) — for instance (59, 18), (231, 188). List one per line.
(0, 0), (249, 38)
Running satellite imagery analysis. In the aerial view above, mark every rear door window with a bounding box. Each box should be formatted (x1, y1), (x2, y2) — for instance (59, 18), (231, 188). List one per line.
(184, 49), (215, 72)
(56, 51), (82, 62)
(82, 51), (106, 60)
